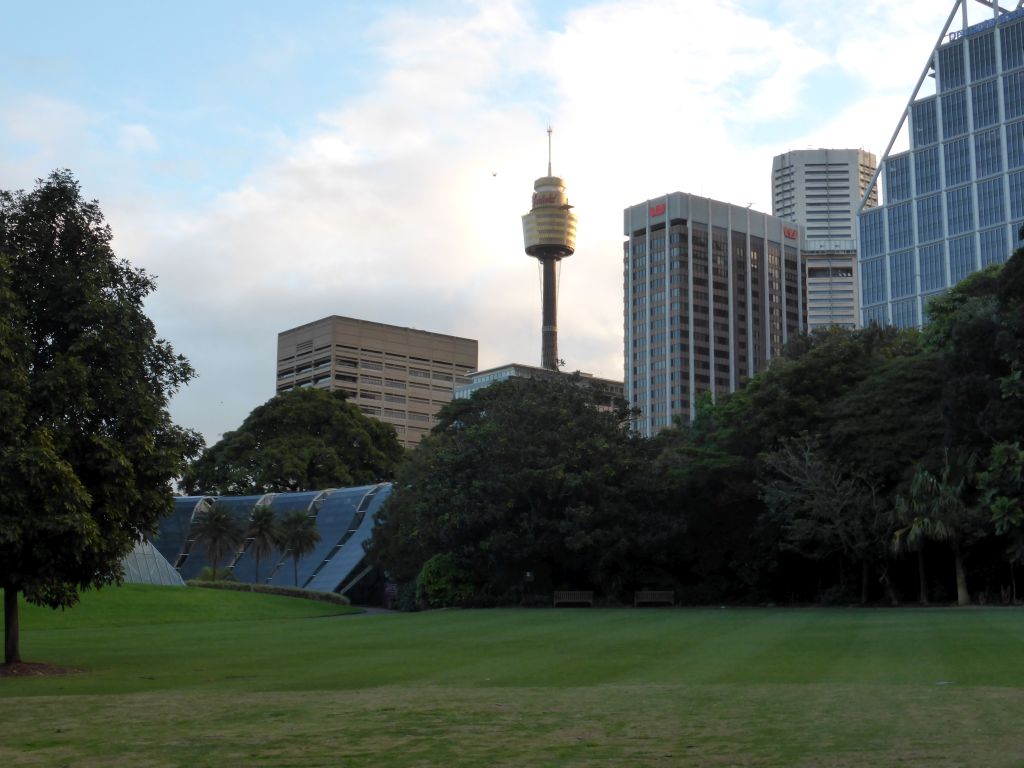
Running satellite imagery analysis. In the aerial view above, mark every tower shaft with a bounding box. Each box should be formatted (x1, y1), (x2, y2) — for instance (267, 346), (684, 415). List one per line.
(541, 259), (558, 370)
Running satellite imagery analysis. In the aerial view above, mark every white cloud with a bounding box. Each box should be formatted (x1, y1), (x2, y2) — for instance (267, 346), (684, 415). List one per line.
(118, 124), (159, 153)
(19, 0), (964, 442)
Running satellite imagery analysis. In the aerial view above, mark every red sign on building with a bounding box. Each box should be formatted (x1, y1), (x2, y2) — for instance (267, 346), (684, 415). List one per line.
(783, 226), (798, 240)
(649, 202), (666, 217)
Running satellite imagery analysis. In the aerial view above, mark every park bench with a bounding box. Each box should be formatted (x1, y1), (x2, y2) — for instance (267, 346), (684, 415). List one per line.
(634, 590), (675, 607)
(553, 590), (594, 607)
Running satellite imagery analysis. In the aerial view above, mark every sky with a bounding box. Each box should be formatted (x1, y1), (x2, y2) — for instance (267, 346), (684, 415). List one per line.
(1, 0), (994, 444)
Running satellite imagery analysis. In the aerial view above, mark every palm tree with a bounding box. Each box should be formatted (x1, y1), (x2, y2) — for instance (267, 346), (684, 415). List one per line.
(247, 505), (279, 584)
(277, 510), (321, 587)
(192, 503), (245, 581)
(893, 454), (980, 606)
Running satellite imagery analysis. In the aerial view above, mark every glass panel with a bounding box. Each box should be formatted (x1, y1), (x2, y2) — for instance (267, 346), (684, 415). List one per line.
(944, 137), (971, 185)
(941, 90), (968, 138)
(945, 185), (974, 235)
(971, 78), (999, 129)
(980, 226), (1008, 267)
(887, 202), (914, 250)
(970, 31), (996, 81)
(912, 99), (938, 146)
(889, 250), (914, 299)
(977, 177), (1005, 228)
(919, 243), (947, 292)
(914, 146), (940, 193)
(938, 41), (965, 91)
(949, 235), (977, 283)
(975, 128), (1003, 178)
(917, 194), (944, 243)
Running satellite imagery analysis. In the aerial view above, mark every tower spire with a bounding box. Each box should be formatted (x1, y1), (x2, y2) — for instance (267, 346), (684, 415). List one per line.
(547, 125), (552, 176)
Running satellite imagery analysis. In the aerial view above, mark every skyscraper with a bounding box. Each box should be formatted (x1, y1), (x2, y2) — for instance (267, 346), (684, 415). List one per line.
(522, 129), (577, 370)
(772, 148), (877, 330)
(624, 193), (803, 436)
(859, 1), (1024, 327)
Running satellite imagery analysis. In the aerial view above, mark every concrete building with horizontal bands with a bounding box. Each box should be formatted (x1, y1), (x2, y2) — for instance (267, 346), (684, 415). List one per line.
(276, 316), (477, 449)
(624, 194), (803, 436)
(772, 148), (877, 330)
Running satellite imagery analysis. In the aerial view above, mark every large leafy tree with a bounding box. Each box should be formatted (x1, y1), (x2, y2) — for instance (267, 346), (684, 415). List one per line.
(368, 376), (658, 604)
(0, 171), (198, 665)
(181, 388), (404, 495)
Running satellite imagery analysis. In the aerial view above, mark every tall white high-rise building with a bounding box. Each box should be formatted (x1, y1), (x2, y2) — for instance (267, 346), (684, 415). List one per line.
(859, 1), (1024, 328)
(772, 148), (877, 329)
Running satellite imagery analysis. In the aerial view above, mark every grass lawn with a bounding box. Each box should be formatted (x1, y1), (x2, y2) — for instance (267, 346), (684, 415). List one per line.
(3, 586), (1024, 766)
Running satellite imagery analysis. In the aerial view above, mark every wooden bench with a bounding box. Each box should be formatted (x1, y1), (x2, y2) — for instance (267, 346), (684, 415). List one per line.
(553, 590), (594, 607)
(634, 590), (674, 607)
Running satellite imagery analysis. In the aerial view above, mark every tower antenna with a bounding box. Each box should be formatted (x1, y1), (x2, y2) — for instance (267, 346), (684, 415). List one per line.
(547, 125), (553, 176)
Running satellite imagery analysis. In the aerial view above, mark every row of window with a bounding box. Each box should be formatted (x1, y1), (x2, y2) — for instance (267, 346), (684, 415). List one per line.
(861, 224), (1012, 305)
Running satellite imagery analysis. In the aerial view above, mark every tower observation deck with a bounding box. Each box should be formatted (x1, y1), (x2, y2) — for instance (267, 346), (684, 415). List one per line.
(521, 129), (577, 371)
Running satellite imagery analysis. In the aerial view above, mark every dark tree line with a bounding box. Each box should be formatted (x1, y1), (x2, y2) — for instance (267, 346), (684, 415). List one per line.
(369, 250), (1024, 608)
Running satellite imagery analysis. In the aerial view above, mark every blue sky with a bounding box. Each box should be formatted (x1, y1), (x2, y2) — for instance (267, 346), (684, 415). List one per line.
(1, 0), (985, 444)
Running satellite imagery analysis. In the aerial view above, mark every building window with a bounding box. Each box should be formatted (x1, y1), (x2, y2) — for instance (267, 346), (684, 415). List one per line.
(1010, 170), (1024, 218)
(1007, 120), (1024, 169)
(912, 99), (938, 146)
(970, 31), (997, 81)
(975, 128), (1003, 178)
(861, 257), (887, 306)
(914, 146), (940, 193)
(892, 299), (918, 329)
(917, 194), (944, 243)
(887, 203), (914, 250)
(1001, 19), (1024, 72)
(860, 209), (885, 257)
(972, 78), (999, 129)
(938, 41), (965, 91)
(919, 243), (946, 293)
(886, 154), (912, 202)
(943, 137), (971, 186)
(945, 185), (974, 235)
(949, 235), (977, 283)
(977, 177), (1005, 228)
(889, 250), (914, 299)
(980, 226), (1008, 267)
(862, 305), (888, 327)
(941, 90), (968, 138)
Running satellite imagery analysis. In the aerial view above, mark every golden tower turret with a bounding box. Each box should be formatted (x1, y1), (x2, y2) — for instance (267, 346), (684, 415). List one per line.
(521, 128), (577, 370)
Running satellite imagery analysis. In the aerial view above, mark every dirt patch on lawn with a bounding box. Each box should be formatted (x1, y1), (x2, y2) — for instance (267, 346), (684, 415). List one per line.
(0, 662), (82, 678)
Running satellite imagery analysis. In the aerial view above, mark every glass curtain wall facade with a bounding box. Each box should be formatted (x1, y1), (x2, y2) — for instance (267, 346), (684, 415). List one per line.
(624, 193), (802, 437)
(861, 4), (1024, 327)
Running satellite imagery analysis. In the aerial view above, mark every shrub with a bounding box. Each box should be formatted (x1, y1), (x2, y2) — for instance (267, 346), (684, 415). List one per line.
(194, 567), (238, 582)
(416, 553), (474, 608)
(186, 579), (351, 606)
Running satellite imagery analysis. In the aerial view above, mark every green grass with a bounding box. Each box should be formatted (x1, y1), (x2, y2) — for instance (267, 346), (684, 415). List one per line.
(3, 587), (1024, 766)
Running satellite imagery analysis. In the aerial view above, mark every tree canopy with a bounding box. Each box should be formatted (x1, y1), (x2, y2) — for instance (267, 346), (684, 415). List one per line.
(0, 170), (198, 664)
(367, 376), (669, 605)
(181, 388), (404, 495)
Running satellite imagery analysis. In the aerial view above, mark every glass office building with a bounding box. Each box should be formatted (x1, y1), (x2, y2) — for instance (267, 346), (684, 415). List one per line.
(860, 2), (1024, 327)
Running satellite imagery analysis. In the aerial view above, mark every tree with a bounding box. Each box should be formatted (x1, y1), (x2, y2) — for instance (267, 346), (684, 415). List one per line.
(181, 388), (403, 495)
(893, 454), (985, 606)
(277, 510), (321, 587)
(0, 171), (198, 665)
(192, 503), (246, 582)
(759, 434), (889, 604)
(367, 376), (656, 604)
(247, 505), (280, 584)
